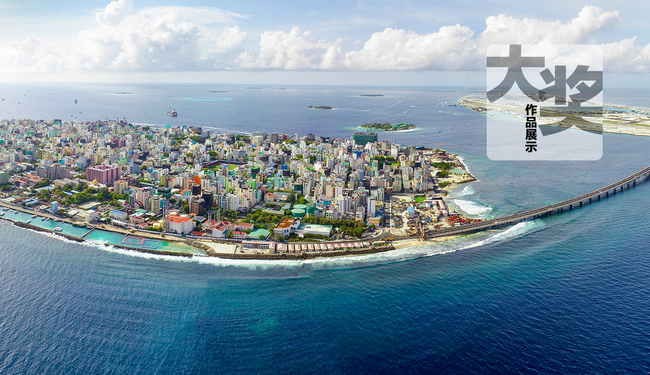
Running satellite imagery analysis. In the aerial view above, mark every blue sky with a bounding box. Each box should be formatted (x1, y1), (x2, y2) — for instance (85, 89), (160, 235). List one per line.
(1, 0), (649, 86)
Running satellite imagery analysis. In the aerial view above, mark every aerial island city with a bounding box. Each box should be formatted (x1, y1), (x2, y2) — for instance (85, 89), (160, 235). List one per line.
(0, 118), (476, 259)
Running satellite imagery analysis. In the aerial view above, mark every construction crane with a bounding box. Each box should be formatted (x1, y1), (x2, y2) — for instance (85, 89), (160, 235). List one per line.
(438, 142), (457, 149)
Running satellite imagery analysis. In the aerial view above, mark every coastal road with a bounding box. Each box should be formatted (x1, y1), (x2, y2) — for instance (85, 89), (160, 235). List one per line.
(426, 166), (650, 239)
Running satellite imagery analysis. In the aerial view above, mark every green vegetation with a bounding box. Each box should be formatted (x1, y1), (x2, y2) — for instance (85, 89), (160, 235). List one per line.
(372, 155), (396, 169)
(245, 210), (283, 225)
(434, 162), (455, 179)
(301, 217), (367, 238)
(438, 181), (451, 188)
(189, 135), (206, 144)
(360, 123), (416, 131)
(32, 178), (50, 190)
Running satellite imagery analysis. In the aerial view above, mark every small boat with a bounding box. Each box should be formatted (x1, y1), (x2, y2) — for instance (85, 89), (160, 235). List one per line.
(54, 227), (63, 232)
(41, 217), (46, 221)
(26, 220), (31, 224)
(32, 214), (37, 218)
(167, 108), (177, 117)
(74, 99), (77, 104)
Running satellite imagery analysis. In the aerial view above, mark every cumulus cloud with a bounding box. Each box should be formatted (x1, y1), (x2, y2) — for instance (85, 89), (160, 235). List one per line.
(478, 6), (621, 45)
(342, 25), (476, 70)
(233, 5), (627, 72)
(236, 27), (343, 70)
(0, 2), (249, 73)
(2, 4), (650, 75)
(214, 26), (247, 53)
(95, 0), (134, 27)
(1, 35), (64, 72)
(72, 13), (203, 71)
(601, 38), (650, 73)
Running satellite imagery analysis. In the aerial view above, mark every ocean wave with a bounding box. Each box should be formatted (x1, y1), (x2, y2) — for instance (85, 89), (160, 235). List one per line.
(454, 199), (492, 216)
(455, 156), (473, 176)
(461, 185), (475, 196)
(463, 221), (544, 249)
(9, 216), (542, 274)
(301, 220), (545, 271)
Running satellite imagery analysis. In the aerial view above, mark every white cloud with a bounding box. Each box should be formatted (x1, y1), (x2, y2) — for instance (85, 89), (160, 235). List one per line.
(236, 27), (343, 70)
(342, 25), (476, 71)
(3, 3), (650, 76)
(95, 0), (134, 27)
(601, 38), (650, 72)
(73, 13), (203, 71)
(214, 26), (247, 53)
(0, 2), (249, 73)
(1, 35), (63, 72)
(478, 5), (622, 45)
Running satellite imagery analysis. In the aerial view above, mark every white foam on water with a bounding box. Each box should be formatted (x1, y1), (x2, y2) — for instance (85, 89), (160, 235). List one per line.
(455, 156), (474, 177)
(13, 216), (545, 273)
(461, 185), (475, 196)
(462, 221), (541, 249)
(454, 199), (493, 216)
(302, 220), (546, 271)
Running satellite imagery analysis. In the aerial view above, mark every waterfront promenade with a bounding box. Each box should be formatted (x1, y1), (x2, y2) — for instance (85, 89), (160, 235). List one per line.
(425, 166), (650, 239)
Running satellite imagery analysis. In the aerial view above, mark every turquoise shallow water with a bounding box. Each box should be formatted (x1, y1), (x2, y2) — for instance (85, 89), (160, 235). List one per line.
(83, 230), (206, 255)
(0, 84), (649, 374)
(0, 207), (91, 237)
(0, 206), (205, 255)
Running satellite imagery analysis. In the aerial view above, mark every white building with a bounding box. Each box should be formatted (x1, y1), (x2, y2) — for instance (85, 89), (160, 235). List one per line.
(167, 214), (195, 235)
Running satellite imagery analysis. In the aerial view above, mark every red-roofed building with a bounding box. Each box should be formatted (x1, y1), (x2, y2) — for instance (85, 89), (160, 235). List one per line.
(167, 214), (195, 234)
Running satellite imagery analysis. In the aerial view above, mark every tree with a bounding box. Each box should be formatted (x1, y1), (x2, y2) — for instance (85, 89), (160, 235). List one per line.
(96, 187), (111, 201)
(287, 193), (296, 204)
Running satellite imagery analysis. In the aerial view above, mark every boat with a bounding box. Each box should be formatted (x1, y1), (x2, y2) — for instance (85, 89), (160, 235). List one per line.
(74, 99), (77, 104)
(167, 109), (177, 117)
(41, 217), (46, 221)
(32, 214), (37, 218)
(26, 220), (31, 224)
(53, 227), (62, 232)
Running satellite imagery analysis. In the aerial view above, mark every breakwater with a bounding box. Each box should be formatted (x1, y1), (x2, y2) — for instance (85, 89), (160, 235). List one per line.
(2, 214), (397, 261)
(12, 220), (85, 242)
(197, 243), (396, 260)
(104, 243), (194, 258)
(1, 216), (194, 258)
(428, 166), (650, 239)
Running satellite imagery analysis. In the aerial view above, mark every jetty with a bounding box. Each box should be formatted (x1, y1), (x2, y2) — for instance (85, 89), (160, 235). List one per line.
(426, 166), (650, 239)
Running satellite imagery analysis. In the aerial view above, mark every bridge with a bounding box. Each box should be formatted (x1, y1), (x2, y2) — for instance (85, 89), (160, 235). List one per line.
(423, 166), (650, 239)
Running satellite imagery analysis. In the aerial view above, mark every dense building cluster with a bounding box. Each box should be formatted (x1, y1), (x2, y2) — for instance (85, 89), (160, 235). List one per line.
(0, 118), (468, 241)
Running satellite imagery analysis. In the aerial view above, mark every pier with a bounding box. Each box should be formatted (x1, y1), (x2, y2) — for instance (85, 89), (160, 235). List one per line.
(426, 166), (650, 239)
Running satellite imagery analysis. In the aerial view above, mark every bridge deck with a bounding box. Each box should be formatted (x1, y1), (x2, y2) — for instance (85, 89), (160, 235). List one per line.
(426, 166), (650, 239)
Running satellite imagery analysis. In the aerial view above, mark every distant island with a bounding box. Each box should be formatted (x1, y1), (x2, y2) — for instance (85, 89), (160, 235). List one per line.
(360, 122), (417, 131)
(308, 105), (333, 110)
(457, 93), (650, 137)
(360, 94), (384, 97)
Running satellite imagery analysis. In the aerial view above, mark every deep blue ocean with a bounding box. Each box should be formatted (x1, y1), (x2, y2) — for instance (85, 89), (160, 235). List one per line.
(1, 83), (649, 374)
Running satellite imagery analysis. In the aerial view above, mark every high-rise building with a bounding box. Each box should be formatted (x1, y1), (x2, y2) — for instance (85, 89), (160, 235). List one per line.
(114, 180), (128, 195)
(87, 164), (121, 185)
